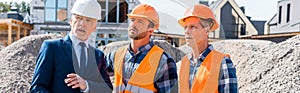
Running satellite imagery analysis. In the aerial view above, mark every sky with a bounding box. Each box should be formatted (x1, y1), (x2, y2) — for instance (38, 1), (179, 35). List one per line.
(1, 0), (280, 21)
(230, 0), (280, 20)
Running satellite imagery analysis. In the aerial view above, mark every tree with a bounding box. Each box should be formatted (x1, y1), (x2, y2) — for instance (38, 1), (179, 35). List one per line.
(20, 1), (27, 12)
(26, 3), (30, 14)
(0, 1), (30, 13)
(0, 2), (11, 12)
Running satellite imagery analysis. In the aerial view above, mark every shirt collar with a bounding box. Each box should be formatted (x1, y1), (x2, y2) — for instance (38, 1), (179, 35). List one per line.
(128, 41), (154, 54)
(189, 44), (214, 61)
(69, 33), (89, 48)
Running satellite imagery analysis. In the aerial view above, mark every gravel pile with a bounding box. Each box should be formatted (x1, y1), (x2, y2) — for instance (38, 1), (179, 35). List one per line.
(234, 36), (300, 93)
(0, 34), (62, 92)
(211, 39), (275, 67)
(99, 40), (185, 62)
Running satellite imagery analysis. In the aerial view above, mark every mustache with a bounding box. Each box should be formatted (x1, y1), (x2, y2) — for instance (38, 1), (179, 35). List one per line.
(129, 26), (137, 31)
(76, 29), (86, 32)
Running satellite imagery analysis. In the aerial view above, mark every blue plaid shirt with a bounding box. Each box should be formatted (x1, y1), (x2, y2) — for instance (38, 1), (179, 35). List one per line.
(106, 41), (178, 93)
(188, 45), (238, 93)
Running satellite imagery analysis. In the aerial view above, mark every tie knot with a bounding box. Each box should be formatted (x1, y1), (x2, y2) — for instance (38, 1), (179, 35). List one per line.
(79, 42), (86, 47)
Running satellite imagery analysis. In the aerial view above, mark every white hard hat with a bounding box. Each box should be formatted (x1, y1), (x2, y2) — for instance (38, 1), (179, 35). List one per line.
(71, 0), (102, 20)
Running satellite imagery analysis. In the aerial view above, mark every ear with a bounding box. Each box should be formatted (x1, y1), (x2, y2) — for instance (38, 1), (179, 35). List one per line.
(204, 27), (210, 36)
(92, 26), (97, 32)
(69, 17), (73, 26)
(204, 27), (210, 32)
(148, 28), (154, 34)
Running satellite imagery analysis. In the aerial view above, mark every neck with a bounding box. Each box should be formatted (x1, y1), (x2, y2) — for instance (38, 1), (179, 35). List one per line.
(192, 42), (208, 59)
(130, 38), (150, 54)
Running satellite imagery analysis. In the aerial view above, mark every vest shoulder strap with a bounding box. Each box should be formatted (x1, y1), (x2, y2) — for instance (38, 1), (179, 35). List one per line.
(114, 46), (128, 86)
(128, 45), (164, 91)
(179, 50), (227, 93)
(179, 55), (190, 93)
(192, 50), (225, 93)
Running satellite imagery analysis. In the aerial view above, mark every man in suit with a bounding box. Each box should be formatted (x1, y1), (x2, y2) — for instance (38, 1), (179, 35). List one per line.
(30, 0), (112, 93)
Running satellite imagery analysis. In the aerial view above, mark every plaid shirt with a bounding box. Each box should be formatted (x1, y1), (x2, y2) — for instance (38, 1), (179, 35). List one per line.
(106, 41), (178, 93)
(188, 45), (238, 93)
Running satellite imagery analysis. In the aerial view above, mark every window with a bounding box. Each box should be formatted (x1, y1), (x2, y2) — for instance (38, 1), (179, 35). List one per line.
(240, 24), (246, 35)
(45, 9), (56, 21)
(44, 0), (68, 22)
(99, 0), (128, 23)
(278, 6), (282, 24)
(287, 4), (290, 23)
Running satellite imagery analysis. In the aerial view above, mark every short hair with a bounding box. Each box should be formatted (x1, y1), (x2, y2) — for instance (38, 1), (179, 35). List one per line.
(148, 20), (155, 29)
(200, 18), (214, 29)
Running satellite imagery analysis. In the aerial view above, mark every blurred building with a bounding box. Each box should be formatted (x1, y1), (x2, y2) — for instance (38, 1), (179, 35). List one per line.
(30, 0), (263, 46)
(266, 0), (300, 34)
(30, 0), (129, 46)
(209, 0), (258, 39)
(242, 0), (300, 43)
(0, 7), (33, 46)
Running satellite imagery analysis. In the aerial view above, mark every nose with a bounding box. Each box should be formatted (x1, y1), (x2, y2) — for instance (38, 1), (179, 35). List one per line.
(184, 28), (190, 34)
(78, 19), (86, 26)
(129, 21), (137, 28)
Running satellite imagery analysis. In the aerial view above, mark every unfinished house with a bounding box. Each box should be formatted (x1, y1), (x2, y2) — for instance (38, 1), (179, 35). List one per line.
(209, 0), (258, 39)
(266, 0), (300, 34)
(245, 0), (300, 43)
(30, 0), (129, 46)
(0, 7), (33, 47)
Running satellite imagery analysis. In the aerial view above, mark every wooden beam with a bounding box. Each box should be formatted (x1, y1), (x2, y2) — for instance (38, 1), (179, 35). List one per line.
(17, 25), (20, 40)
(8, 24), (12, 45)
(240, 32), (300, 39)
(24, 28), (27, 36)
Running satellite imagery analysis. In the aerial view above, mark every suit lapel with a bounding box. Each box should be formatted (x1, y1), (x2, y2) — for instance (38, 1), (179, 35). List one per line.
(61, 35), (80, 74)
(62, 35), (73, 61)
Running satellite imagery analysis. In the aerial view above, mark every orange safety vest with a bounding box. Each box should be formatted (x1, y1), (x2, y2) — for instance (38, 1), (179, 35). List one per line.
(179, 50), (228, 93)
(113, 45), (164, 93)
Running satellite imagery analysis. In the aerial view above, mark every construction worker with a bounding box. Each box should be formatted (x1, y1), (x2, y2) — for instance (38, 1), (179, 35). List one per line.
(177, 4), (238, 93)
(30, 0), (112, 92)
(106, 4), (178, 93)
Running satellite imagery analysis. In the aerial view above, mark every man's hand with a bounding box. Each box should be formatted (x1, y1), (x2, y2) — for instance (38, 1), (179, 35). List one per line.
(64, 73), (87, 90)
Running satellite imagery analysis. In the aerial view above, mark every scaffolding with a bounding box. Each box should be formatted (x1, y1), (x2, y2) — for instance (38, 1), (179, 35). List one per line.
(0, 19), (33, 46)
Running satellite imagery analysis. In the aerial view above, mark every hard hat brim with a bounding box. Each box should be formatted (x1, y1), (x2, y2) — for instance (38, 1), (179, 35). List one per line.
(127, 14), (159, 30)
(178, 16), (219, 31)
(71, 12), (101, 20)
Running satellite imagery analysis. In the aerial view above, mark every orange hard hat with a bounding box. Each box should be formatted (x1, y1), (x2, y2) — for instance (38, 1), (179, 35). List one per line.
(178, 4), (219, 31)
(127, 4), (159, 30)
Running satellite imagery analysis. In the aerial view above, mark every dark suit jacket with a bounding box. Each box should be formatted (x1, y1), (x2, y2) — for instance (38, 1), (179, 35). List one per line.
(30, 35), (112, 93)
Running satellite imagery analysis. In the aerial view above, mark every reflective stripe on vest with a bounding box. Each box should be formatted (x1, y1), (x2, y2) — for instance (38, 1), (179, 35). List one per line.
(113, 45), (164, 93)
(179, 50), (227, 93)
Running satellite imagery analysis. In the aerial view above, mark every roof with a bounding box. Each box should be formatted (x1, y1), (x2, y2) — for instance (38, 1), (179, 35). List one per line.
(210, 0), (258, 35)
(0, 13), (7, 19)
